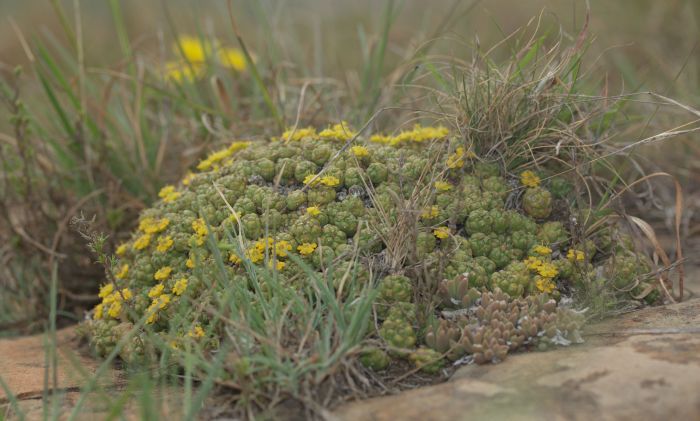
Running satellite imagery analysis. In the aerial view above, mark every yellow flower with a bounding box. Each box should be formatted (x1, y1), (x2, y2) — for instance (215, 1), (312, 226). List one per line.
(188, 325), (205, 338)
(158, 185), (181, 203)
(229, 253), (241, 265)
(433, 226), (450, 239)
(156, 235), (174, 253)
(319, 175), (340, 187)
(164, 61), (204, 83)
(420, 206), (439, 220)
(520, 170), (541, 188)
(318, 121), (355, 141)
(446, 147), (466, 169)
(133, 234), (151, 250)
(567, 249), (585, 262)
(524, 256), (543, 271)
(536, 262), (558, 279)
(532, 245), (552, 256)
(268, 260), (286, 271)
(148, 283), (165, 299)
(107, 301), (122, 318)
(120, 288), (133, 301)
(175, 35), (214, 64)
(306, 206), (321, 216)
(369, 134), (392, 144)
(434, 181), (452, 192)
(245, 247), (264, 263)
(182, 171), (195, 186)
(186, 258), (196, 268)
(93, 304), (104, 320)
(156, 294), (171, 309)
(280, 127), (316, 142)
(535, 277), (556, 294)
(192, 218), (208, 237)
(304, 174), (318, 186)
(297, 242), (317, 256)
(99, 283), (114, 299)
(154, 266), (173, 281)
(172, 278), (188, 296)
(350, 145), (369, 158)
(115, 243), (128, 256)
(275, 240), (292, 257)
(217, 47), (247, 71)
(115, 264), (129, 280)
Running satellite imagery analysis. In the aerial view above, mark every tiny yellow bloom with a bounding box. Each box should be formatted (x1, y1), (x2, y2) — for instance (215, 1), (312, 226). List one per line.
(524, 256), (543, 271)
(297, 242), (317, 256)
(156, 235), (174, 253)
(420, 206), (440, 220)
(280, 127), (316, 142)
(99, 283), (114, 299)
(182, 171), (195, 186)
(268, 260), (286, 271)
(536, 262), (558, 279)
(303, 174), (318, 186)
(164, 61), (204, 83)
(433, 226), (450, 239)
(192, 218), (208, 237)
(217, 47), (247, 71)
(154, 266), (173, 281)
(567, 249), (585, 262)
(120, 288), (133, 301)
(148, 283), (165, 299)
(187, 258), (196, 268)
(520, 170), (541, 188)
(115, 264), (129, 280)
(532, 245), (552, 256)
(159, 185), (181, 203)
(319, 175), (340, 187)
(350, 145), (369, 158)
(434, 181), (452, 192)
(535, 277), (556, 294)
(172, 278), (188, 296)
(369, 134), (392, 144)
(93, 304), (104, 320)
(245, 247), (264, 263)
(228, 253), (241, 265)
(188, 325), (205, 338)
(306, 206), (321, 216)
(275, 240), (292, 257)
(115, 243), (128, 256)
(107, 301), (122, 319)
(133, 233), (151, 250)
(446, 147), (466, 169)
(175, 35), (214, 64)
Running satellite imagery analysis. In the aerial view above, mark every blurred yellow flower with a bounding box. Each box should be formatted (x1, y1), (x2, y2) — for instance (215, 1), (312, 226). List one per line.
(218, 47), (247, 71)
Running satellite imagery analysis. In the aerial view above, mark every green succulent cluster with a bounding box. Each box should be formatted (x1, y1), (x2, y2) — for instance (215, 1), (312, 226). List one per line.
(82, 124), (659, 373)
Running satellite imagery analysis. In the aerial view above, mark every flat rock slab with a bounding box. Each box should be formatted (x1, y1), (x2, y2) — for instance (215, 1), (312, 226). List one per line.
(335, 299), (700, 421)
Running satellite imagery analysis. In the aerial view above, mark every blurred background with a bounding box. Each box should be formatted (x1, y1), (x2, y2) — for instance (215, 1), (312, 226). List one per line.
(0, 0), (697, 333)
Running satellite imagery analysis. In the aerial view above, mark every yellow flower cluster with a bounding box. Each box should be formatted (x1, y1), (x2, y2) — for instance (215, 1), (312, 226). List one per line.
(165, 35), (247, 83)
(192, 218), (209, 246)
(154, 266), (173, 281)
(156, 235), (174, 253)
(115, 264), (129, 280)
(197, 141), (250, 172)
(297, 242), (317, 255)
(158, 185), (181, 203)
(188, 325), (205, 338)
(525, 256), (559, 279)
(94, 283), (133, 320)
(532, 245), (552, 256)
(318, 122), (356, 141)
(567, 249), (585, 262)
(303, 174), (341, 187)
(446, 146), (475, 169)
(520, 170), (541, 188)
(172, 278), (188, 296)
(535, 277), (556, 294)
(420, 206), (440, 220)
(139, 217), (170, 235)
(434, 181), (452, 192)
(350, 145), (370, 157)
(433, 226), (450, 239)
(279, 127), (317, 142)
(230, 237), (292, 269)
(306, 206), (321, 216)
(370, 124), (449, 146)
(115, 243), (128, 256)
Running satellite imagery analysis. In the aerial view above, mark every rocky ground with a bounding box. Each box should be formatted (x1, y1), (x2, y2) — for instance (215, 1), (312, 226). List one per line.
(2, 268), (698, 420)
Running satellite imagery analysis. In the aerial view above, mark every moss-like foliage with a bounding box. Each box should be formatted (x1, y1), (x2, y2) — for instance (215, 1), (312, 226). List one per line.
(84, 123), (658, 369)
